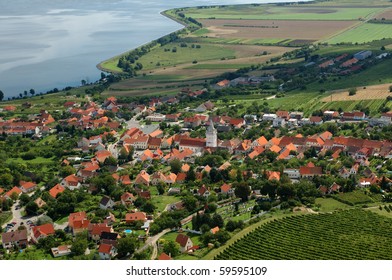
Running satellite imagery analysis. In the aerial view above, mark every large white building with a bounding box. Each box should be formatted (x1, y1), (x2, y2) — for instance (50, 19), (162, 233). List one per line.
(206, 121), (217, 148)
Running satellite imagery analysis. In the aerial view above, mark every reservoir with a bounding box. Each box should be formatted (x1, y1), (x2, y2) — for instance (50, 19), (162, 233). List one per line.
(0, 0), (304, 98)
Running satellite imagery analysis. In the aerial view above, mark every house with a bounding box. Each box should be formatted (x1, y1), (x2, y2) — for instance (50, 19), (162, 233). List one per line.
(262, 114), (277, 121)
(165, 173), (177, 185)
(220, 183), (234, 195)
(276, 110), (289, 120)
(299, 162), (323, 178)
(342, 111), (365, 121)
(68, 211), (90, 235)
(4, 187), (22, 200)
(273, 118), (286, 128)
(98, 244), (117, 260)
(101, 232), (119, 246)
(49, 184), (65, 199)
(197, 185), (210, 197)
(145, 113), (166, 122)
(51, 245), (72, 258)
(99, 196), (115, 210)
(179, 138), (206, 153)
(34, 197), (46, 208)
(19, 181), (37, 193)
(31, 223), (55, 243)
(1, 229), (28, 249)
(88, 223), (113, 241)
(61, 174), (82, 190)
(266, 171), (281, 181)
(158, 252), (172, 260)
(309, 116), (323, 125)
(210, 227), (220, 235)
(134, 170), (150, 186)
(151, 171), (167, 185)
(175, 233), (194, 253)
(121, 192), (136, 206)
(125, 212), (147, 224)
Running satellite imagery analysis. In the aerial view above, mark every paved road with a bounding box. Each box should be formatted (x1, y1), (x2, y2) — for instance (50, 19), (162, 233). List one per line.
(136, 228), (171, 258)
(2, 200), (43, 231)
(126, 114), (141, 129)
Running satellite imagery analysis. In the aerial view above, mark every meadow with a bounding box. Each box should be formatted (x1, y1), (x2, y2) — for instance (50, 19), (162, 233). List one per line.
(215, 209), (392, 260)
(326, 23), (392, 44)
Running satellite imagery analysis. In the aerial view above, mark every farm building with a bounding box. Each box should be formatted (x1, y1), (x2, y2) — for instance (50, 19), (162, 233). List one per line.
(354, 50), (372, 60)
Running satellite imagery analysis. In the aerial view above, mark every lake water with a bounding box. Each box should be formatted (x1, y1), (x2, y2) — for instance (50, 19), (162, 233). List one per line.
(0, 0), (305, 98)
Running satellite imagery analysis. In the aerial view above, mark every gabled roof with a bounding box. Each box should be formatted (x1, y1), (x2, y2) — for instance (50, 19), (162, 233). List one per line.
(125, 212), (147, 222)
(68, 211), (87, 228)
(98, 243), (113, 254)
(221, 183), (232, 193)
(32, 223), (55, 239)
(175, 233), (190, 247)
(2, 229), (27, 243)
(158, 252), (172, 260)
(20, 181), (37, 190)
(5, 187), (22, 198)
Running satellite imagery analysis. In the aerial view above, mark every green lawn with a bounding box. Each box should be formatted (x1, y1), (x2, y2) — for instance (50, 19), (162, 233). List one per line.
(326, 23), (392, 44)
(150, 186), (181, 213)
(315, 197), (351, 212)
(137, 43), (235, 70)
(0, 211), (12, 226)
(367, 205), (392, 218)
(332, 190), (373, 206)
(184, 5), (383, 20)
(6, 156), (56, 165)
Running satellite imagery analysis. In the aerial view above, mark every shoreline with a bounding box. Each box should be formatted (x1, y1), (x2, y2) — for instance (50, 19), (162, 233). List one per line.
(96, 9), (188, 74)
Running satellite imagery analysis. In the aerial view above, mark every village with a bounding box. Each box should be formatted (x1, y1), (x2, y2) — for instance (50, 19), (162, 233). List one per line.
(0, 82), (391, 261)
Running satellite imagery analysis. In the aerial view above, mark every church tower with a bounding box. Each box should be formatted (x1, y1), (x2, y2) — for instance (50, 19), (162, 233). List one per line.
(206, 120), (217, 148)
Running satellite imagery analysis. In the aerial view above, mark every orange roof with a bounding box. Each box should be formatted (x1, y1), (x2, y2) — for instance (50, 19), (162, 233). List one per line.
(32, 223), (55, 239)
(135, 170), (150, 185)
(166, 173), (177, 182)
(255, 136), (268, 146)
(277, 149), (290, 160)
(120, 175), (132, 185)
(68, 211), (87, 228)
(221, 183), (231, 193)
(98, 243), (112, 254)
(125, 212), (147, 222)
(270, 145), (281, 153)
(204, 165), (211, 173)
(211, 226), (220, 235)
(95, 150), (112, 163)
(217, 79), (230, 87)
(149, 129), (163, 138)
(158, 252), (172, 260)
(182, 164), (190, 172)
(0, 188), (4, 195)
(270, 137), (281, 146)
(266, 171), (281, 181)
(5, 187), (22, 198)
(20, 181), (36, 190)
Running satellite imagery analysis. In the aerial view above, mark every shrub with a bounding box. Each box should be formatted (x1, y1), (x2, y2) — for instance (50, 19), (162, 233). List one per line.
(348, 88), (357, 96)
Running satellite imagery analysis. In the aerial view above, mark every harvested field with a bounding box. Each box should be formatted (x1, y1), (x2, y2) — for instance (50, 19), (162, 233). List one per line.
(322, 83), (392, 101)
(185, 5), (383, 20)
(374, 9), (392, 19)
(199, 19), (358, 41)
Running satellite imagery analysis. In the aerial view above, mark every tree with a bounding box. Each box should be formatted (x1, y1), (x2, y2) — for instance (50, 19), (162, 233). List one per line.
(182, 195), (198, 212)
(170, 159), (182, 174)
(103, 156), (118, 167)
(29, 89), (35, 96)
(25, 201), (39, 216)
(71, 232), (88, 256)
(117, 235), (137, 258)
(0, 90), (4, 101)
(163, 240), (179, 258)
(348, 88), (357, 96)
(233, 182), (251, 202)
(212, 213), (224, 228)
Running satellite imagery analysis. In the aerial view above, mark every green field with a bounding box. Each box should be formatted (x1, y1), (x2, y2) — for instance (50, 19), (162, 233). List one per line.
(185, 63), (252, 69)
(0, 211), (12, 226)
(150, 186), (181, 213)
(326, 23), (392, 44)
(138, 43), (235, 70)
(184, 5), (383, 20)
(215, 209), (392, 259)
(332, 191), (374, 206)
(315, 197), (351, 212)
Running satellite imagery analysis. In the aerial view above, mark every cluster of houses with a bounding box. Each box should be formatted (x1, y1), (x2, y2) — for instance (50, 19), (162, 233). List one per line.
(306, 50), (390, 76)
(261, 109), (368, 128)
